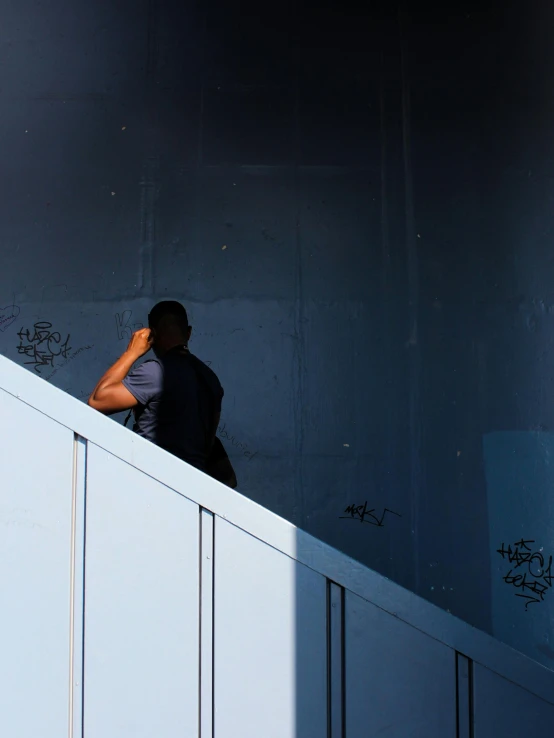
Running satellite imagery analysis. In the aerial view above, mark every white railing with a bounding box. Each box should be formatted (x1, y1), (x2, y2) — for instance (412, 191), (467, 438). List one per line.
(1, 353), (553, 738)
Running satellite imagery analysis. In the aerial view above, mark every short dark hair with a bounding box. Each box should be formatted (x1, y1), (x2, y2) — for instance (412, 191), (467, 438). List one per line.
(148, 300), (189, 332)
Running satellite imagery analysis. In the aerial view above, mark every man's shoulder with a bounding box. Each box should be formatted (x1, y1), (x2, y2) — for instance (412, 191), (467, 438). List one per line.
(122, 358), (164, 401)
(131, 358), (164, 386)
(136, 358), (163, 374)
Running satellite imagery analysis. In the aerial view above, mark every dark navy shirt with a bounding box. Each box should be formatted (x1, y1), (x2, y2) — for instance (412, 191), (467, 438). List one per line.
(122, 348), (223, 471)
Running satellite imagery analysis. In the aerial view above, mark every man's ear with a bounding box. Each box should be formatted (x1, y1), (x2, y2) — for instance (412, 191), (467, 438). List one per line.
(187, 325), (192, 341)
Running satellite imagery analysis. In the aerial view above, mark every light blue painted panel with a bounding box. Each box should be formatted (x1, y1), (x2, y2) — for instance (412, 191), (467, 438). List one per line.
(483, 432), (554, 667)
(0, 388), (74, 738)
(2, 352), (554, 708)
(213, 518), (327, 738)
(83, 444), (200, 738)
(345, 590), (457, 738)
(473, 663), (554, 736)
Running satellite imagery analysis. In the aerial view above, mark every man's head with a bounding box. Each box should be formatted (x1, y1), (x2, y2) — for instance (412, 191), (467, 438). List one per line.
(148, 300), (192, 355)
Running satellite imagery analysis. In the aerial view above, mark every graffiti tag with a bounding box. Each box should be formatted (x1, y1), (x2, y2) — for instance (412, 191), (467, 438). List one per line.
(339, 501), (401, 527)
(115, 310), (143, 340)
(45, 344), (94, 381)
(17, 322), (72, 374)
(497, 538), (554, 610)
(218, 421), (257, 461)
(0, 302), (20, 332)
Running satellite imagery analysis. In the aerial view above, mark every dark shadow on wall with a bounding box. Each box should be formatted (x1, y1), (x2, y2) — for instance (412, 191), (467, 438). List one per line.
(398, 4), (533, 636)
(401, 2), (554, 653)
(12, 0), (554, 680)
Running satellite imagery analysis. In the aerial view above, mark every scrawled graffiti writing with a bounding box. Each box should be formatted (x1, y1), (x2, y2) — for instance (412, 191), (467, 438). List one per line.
(115, 310), (143, 340)
(16, 322), (72, 374)
(0, 302), (20, 332)
(497, 539), (554, 610)
(340, 501), (401, 527)
(217, 421), (257, 461)
(46, 344), (94, 381)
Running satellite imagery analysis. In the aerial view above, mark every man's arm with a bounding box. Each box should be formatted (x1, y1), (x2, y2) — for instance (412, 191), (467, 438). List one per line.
(88, 328), (152, 415)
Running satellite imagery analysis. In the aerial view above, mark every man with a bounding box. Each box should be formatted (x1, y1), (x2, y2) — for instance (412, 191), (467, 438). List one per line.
(88, 300), (227, 476)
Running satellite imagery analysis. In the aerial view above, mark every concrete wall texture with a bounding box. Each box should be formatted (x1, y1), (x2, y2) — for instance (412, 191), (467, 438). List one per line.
(2, 1), (554, 667)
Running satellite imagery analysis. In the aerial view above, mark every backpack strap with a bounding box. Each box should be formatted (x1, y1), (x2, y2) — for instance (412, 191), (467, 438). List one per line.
(186, 354), (219, 456)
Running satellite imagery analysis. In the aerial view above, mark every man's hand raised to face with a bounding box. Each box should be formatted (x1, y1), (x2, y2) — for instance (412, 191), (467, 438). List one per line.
(126, 328), (153, 358)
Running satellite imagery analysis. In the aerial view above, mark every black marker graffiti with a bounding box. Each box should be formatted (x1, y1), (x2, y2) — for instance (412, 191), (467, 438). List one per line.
(17, 322), (72, 374)
(218, 421), (257, 461)
(0, 301), (20, 332)
(497, 539), (553, 610)
(115, 310), (143, 340)
(45, 345), (94, 381)
(340, 501), (401, 527)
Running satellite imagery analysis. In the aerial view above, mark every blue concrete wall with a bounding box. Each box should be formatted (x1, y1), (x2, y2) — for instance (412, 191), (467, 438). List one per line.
(2, 1), (553, 667)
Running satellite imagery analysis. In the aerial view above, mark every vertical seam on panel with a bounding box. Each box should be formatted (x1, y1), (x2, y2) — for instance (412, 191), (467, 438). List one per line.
(399, 8), (422, 595)
(326, 581), (332, 738)
(327, 582), (345, 738)
(211, 514), (215, 738)
(379, 49), (396, 585)
(197, 11), (206, 169)
(68, 435), (87, 738)
(68, 434), (78, 738)
(455, 652), (460, 738)
(199, 508), (215, 738)
(455, 651), (472, 738)
(340, 587), (346, 738)
(198, 508), (203, 737)
(80, 437), (88, 738)
(468, 658), (474, 738)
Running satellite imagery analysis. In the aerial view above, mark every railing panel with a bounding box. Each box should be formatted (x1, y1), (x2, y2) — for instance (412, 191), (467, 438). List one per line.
(213, 518), (328, 738)
(344, 590), (457, 738)
(2, 358), (554, 736)
(473, 663), (554, 737)
(0, 388), (75, 738)
(83, 444), (200, 738)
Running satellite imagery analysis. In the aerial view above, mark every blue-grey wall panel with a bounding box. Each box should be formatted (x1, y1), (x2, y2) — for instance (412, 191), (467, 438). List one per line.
(0, 106), (145, 304)
(4, 0), (554, 672)
(303, 454), (411, 587)
(213, 518), (328, 738)
(155, 169), (297, 300)
(344, 590), (457, 738)
(300, 301), (377, 456)
(84, 444), (200, 737)
(184, 300), (297, 455)
(296, 173), (380, 301)
(0, 389), (74, 738)
(473, 663), (554, 737)
(483, 431), (554, 668)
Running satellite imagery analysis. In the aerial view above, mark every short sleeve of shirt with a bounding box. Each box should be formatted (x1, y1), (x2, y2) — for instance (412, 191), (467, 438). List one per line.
(122, 360), (163, 406)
